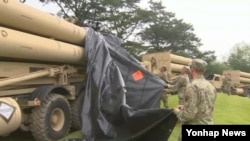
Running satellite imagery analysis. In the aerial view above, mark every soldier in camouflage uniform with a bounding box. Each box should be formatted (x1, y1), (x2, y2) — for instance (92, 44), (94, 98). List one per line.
(173, 59), (217, 141)
(158, 66), (171, 108)
(168, 66), (190, 105)
(222, 73), (232, 95)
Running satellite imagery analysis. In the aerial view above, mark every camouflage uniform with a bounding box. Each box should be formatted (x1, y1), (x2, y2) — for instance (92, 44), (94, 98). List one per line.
(176, 76), (217, 124)
(176, 59), (217, 141)
(158, 70), (171, 108)
(169, 74), (190, 105)
(222, 75), (232, 95)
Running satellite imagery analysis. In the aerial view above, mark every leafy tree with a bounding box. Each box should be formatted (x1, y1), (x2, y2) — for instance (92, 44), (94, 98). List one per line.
(138, 0), (216, 63)
(122, 41), (147, 59)
(205, 61), (232, 75)
(227, 42), (250, 72)
(33, 0), (216, 62)
(37, 0), (147, 40)
(38, 0), (105, 26)
(37, 0), (151, 58)
(194, 50), (217, 65)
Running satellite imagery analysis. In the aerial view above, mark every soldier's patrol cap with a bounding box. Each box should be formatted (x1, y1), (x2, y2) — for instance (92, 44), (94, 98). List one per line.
(189, 59), (207, 71)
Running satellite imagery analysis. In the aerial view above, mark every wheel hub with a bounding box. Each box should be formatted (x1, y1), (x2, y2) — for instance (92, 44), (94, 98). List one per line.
(50, 108), (65, 131)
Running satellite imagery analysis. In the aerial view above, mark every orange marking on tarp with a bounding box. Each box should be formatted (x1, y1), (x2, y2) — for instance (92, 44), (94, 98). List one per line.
(132, 70), (144, 81)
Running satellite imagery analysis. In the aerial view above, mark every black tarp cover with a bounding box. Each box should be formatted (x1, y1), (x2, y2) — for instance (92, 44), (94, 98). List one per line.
(80, 27), (178, 141)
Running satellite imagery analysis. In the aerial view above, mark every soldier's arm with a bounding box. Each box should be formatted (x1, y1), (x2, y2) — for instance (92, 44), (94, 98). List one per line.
(167, 73), (171, 82)
(176, 85), (198, 122)
(169, 78), (183, 92)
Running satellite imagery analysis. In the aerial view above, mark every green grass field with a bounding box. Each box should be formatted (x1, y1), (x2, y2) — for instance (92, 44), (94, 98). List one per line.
(61, 93), (250, 141)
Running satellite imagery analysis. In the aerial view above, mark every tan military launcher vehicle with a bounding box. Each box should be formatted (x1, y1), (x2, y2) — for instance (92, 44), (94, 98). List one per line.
(0, 1), (87, 141)
(205, 74), (224, 90)
(141, 51), (192, 81)
(205, 70), (250, 97)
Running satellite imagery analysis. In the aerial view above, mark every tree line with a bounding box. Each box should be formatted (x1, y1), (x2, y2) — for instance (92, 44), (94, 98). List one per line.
(26, 0), (250, 74)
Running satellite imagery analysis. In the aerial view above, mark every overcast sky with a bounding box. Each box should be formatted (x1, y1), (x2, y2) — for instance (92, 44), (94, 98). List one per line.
(25, 0), (250, 61)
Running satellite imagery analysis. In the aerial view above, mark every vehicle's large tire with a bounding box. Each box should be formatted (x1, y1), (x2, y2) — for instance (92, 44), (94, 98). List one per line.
(70, 91), (85, 130)
(30, 94), (72, 141)
(243, 90), (250, 98)
(217, 88), (222, 93)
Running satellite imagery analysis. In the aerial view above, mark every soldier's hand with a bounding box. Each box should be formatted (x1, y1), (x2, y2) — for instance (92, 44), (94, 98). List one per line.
(166, 84), (172, 88)
(177, 105), (184, 110)
(163, 88), (171, 93)
(173, 108), (180, 114)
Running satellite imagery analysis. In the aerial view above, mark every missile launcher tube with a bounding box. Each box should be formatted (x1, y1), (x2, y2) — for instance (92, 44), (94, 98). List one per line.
(224, 70), (250, 84)
(234, 88), (244, 94)
(240, 71), (250, 78)
(0, 0), (86, 45)
(239, 77), (250, 84)
(170, 63), (187, 72)
(170, 54), (192, 65)
(0, 27), (84, 65)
